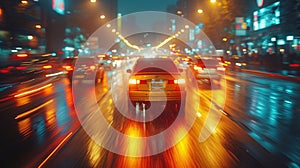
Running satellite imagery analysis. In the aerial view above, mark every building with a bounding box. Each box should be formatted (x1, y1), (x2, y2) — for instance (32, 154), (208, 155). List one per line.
(244, 0), (300, 61)
(0, 0), (45, 57)
(0, 0), (118, 58)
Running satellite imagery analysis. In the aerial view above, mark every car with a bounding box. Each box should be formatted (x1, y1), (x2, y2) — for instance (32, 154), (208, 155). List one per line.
(73, 57), (104, 84)
(62, 57), (77, 80)
(127, 57), (186, 113)
(174, 55), (194, 69)
(225, 55), (247, 71)
(190, 56), (226, 84)
(38, 56), (65, 78)
(97, 54), (117, 70)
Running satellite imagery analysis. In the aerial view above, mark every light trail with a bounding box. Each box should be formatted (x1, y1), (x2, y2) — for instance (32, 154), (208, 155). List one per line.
(38, 132), (73, 168)
(15, 99), (54, 120)
(14, 83), (53, 98)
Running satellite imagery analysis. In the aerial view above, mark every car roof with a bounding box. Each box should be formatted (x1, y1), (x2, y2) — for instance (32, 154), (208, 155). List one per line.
(133, 57), (179, 73)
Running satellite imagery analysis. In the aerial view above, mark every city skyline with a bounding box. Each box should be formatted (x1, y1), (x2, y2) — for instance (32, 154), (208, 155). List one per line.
(118, 0), (177, 15)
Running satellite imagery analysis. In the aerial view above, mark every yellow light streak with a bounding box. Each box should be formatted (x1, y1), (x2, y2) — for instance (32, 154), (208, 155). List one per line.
(154, 35), (175, 49)
(15, 99), (54, 120)
(45, 71), (65, 77)
(118, 35), (141, 51)
(14, 83), (53, 98)
(38, 132), (73, 168)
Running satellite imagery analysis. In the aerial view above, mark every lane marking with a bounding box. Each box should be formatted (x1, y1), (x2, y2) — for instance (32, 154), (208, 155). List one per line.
(15, 99), (54, 120)
(38, 132), (73, 168)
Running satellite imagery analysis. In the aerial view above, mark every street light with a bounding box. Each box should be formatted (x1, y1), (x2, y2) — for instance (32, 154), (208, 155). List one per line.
(35, 24), (42, 29)
(90, 0), (96, 3)
(27, 35), (33, 40)
(271, 37), (276, 42)
(210, 0), (217, 3)
(197, 9), (203, 14)
(100, 15), (105, 20)
(21, 0), (28, 4)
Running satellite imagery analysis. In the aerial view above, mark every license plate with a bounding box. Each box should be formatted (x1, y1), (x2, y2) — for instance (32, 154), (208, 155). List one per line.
(151, 79), (165, 88)
(204, 69), (216, 73)
(75, 75), (85, 79)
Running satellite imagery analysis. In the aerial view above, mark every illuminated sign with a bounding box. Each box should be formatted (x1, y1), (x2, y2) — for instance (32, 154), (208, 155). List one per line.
(235, 17), (247, 36)
(256, 0), (264, 7)
(52, 0), (65, 15)
(253, 1), (280, 31)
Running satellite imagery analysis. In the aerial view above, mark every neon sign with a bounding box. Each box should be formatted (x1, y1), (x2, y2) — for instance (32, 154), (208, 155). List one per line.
(52, 0), (65, 15)
(256, 0), (264, 7)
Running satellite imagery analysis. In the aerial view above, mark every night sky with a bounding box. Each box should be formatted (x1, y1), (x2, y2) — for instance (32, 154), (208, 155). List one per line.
(118, 0), (177, 15)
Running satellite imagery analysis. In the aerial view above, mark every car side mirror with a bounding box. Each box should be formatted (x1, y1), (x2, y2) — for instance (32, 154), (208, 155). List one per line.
(126, 69), (132, 73)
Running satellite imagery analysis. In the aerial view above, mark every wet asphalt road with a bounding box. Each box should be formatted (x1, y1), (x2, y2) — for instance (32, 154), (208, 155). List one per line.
(0, 66), (299, 168)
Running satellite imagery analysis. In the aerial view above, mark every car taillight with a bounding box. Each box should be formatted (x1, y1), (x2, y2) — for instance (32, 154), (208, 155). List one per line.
(289, 63), (300, 68)
(168, 79), (185, 84)
(129, 79), (147, 84)
(16, 66), (27, 70)
(0, 69), (9, 73)
(43, 65), (52, 69)
(139, 80), (147, 84)
(63, 65), (73, 71)
(217, 67), (226, 71)
(193, 65), (203, 71)
(168, 80), (175, 84)
(89, 65), (96, 70)
(17, 53), (28, 58)
(8, 66), (14, 70)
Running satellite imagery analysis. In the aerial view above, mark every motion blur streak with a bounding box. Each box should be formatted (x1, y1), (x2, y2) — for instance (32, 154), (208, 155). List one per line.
(168, 127), (193, 167)
(123, 123), (144, 157)
(17, 118), (31, 137)
(38, 132), (73, 168)
(16, 96), (30, 107)
(88, 139), (103, 166)
(45, 71), (65, 77)
(15, 99), (54, 120)
(14, 83), (53, 98)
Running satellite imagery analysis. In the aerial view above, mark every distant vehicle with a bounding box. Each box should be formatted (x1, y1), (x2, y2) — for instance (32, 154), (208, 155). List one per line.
(226, 55), (247, 70)
(190, 56), (226, 84)
(97, 54), (116, 70)
(42, 57), (65, 77)
(174, 55), (194, 69)
(127, 57), (186, 112)
(62, 57), (77, 80)
(0, 50), (35, 75)
(73, 57), (104, 84)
